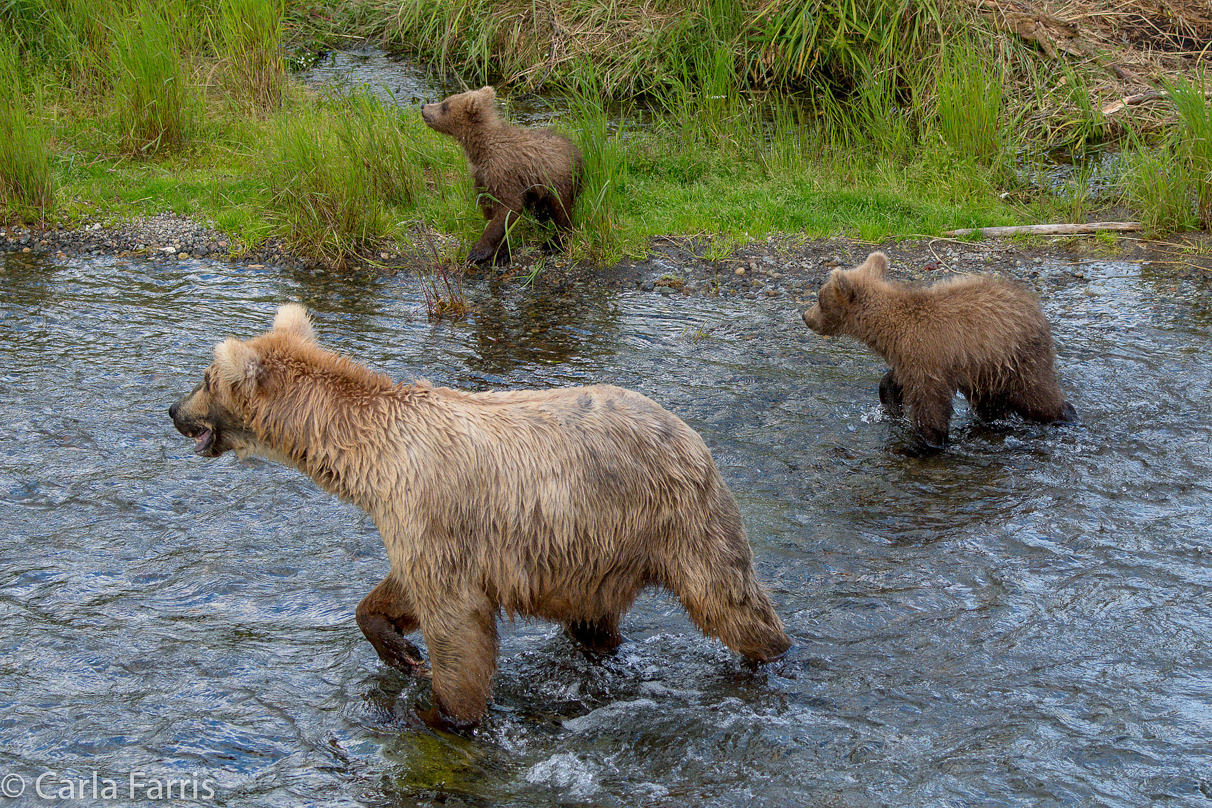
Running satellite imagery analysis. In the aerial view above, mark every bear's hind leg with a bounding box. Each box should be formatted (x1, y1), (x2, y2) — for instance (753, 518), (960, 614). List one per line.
(666, 497), (791, 663)
(356, 576), (428, 675)
(565, 616), (624, 654)
(550, 187), (575, 236)
(966, 390), (1009, 423)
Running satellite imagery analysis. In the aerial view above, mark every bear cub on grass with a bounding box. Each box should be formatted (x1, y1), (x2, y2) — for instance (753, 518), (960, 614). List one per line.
(802, 252), (1076, 450)
(169, 304), (790, 730)
(422, 85), (583, 266)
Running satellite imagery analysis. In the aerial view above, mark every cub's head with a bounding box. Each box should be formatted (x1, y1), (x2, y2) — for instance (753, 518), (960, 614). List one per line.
(801, 251), (889, 336)
(168, 303), (316, 459)
(420, 86), (498, 138)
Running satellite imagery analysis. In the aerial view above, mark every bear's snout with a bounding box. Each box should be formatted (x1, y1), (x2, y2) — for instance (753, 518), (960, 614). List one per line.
(802, 305), (822, 333)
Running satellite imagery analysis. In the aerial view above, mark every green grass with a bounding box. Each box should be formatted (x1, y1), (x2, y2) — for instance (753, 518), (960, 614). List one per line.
(111, 2), (196, 156)
(211, 0), (285, 109)
(935, 39), (1005, 164)
(0, 0), (1206, 260)
(0, 38), (54, 220)
(1123, 73), (1212, 235)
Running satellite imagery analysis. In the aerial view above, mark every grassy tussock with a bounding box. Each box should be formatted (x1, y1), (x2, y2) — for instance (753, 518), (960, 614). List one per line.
(934, 39), (1005, 164)
(111, 2), (196, 156)
(268, 102), (387, 264)
(1124, 73), (1212, 234)
(565, 81), (627, 263)
(0, 39), (54, 219)
(211, 0), (285, 109)
(267, 92), (460, 264)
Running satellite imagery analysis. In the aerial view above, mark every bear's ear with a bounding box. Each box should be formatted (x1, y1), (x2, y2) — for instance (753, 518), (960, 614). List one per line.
(467, 86), (496, 118)
(272, 303), (316, 344)
(213, 338), (262, 397)
(824, 268), (862, 306)
(859, 251), (889, 279)
(828, 268), (858, 303)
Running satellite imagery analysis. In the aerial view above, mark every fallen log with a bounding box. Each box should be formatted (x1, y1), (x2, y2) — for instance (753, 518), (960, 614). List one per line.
(943, 222), (1143, 238)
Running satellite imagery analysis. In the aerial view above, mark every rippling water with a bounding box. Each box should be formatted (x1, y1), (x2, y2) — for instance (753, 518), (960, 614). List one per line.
(1, 252), (1210, 807)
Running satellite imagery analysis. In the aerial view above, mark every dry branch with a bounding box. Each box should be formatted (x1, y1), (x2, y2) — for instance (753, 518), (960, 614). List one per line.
(943, 222), (1143, 237)
(1101, 88), (1212, 116)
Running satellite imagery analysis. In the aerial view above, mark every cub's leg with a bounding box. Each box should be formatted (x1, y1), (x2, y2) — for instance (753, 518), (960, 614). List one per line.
(966, 389), (1009, 423)
(468, 205), (520, 266)
(356, 575), (427, 675)
(1009, 385), (1078, 425)
(550, 186), (575, 236)
(878, 369), (905, 417)
(907, 382), (955, 450)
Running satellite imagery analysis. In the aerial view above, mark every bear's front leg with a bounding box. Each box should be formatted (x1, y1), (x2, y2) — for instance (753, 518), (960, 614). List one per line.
(417, 595), (499, 730)
(1008, 387), (1079, 425)
(878, 369), (905, 417)
(356, 576), (428, 676)
(467, 207), (520, 266)
(908, 383), (954, 451)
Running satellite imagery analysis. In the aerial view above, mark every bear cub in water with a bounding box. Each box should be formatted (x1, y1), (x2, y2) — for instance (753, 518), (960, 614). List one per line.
(421, 85), (583, 266)
(802, 251), (1076, 450)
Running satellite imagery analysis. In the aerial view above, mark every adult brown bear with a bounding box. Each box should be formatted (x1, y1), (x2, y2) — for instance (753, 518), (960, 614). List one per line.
(422, 86), (582, 266)
(169, 304), (790, 729)
(802, 252), (1076, 450)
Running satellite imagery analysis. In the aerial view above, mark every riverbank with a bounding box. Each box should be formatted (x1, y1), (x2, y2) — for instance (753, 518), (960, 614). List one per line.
(6, 214), (1209, 313)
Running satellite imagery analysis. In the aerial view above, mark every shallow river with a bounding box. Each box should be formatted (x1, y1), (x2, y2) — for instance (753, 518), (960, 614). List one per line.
(1, 251), (1210, 807)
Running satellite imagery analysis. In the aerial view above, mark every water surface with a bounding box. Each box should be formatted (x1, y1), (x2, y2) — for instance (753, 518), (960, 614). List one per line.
(1, 252), (1210, 807)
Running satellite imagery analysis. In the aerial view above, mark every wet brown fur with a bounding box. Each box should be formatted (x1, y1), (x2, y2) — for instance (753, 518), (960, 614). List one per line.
(802, 252), (1076, 449)
(170, 304), (791, 728)
(421, 86), (583, 266)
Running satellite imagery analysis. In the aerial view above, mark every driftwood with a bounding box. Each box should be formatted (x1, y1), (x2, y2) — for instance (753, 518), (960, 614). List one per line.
(943, 222), (1143, 238)
(1102, 89), (1212, 116)
(1101, 90), (1170, 116)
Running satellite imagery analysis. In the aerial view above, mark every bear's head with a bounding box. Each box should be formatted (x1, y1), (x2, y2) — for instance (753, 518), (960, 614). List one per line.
(169, 303), (316, 459)
(420, 86), (498, 138)
(801, 251), (889, 336)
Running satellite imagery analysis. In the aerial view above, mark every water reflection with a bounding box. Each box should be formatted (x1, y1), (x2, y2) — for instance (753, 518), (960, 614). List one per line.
(2, 250), (1211, 807)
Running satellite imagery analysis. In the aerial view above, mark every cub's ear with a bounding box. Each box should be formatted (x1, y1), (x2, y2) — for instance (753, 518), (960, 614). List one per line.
(272, 303), (315, 344)
(827, 268), (858, 303)
(468, 86), (496, 117)
(213, 338), (262, 397)
(859, 251), (889, 279)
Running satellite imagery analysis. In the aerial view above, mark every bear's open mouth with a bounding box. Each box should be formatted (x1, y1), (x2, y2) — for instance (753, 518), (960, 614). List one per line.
(192, 427), (215, 456)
